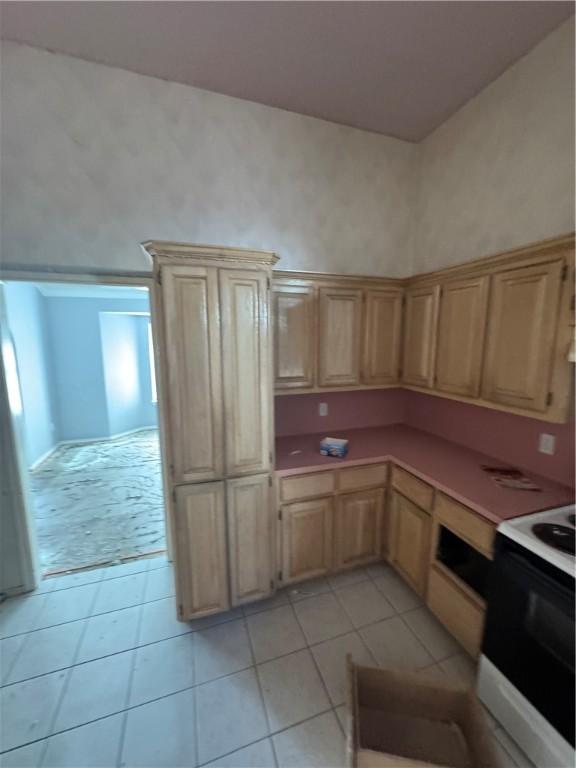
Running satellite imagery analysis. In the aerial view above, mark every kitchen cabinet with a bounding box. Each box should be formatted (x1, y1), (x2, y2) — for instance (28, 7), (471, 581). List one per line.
(333, 488), (384, 570)
(220, 269), (272, 476)
(174, 482), (229, 619)
(318, 287), (363, 387)
(435, 276), (489, 397)
(481, 261), (564, 412)
(281, 496), (334, 583)
(147, 241), (277, 620)
(227, 474), (274, 606)
(273, 282), (316, 390)
(427, 565), (485, 657)
(388, 490), (432, 596)
(402, 285), (440, 388)
(362, 288), (403, 385)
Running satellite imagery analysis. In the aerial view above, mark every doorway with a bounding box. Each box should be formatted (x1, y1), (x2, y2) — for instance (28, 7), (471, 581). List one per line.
(2, 278), (167, 579)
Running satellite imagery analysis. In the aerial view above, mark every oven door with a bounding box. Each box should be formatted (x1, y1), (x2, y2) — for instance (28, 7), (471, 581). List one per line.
(483, 533), (575, 747)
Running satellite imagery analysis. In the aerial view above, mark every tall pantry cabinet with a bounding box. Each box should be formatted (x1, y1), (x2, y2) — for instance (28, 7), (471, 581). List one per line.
(144, 242), (278, 621)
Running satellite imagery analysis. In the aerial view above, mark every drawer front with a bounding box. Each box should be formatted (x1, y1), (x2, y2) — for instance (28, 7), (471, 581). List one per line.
(338, 464), (388, 493)
(391, 466), (434, 511)
(435, 494), (495, 558)
(280, 471), (335, 503)
(427, 565), (485, 657)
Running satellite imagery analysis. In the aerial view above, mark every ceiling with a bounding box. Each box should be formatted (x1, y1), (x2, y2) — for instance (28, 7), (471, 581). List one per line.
(0, 1), (573, 141)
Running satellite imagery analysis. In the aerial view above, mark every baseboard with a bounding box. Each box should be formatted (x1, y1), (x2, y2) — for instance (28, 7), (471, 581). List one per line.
(30, 425), (158, 469)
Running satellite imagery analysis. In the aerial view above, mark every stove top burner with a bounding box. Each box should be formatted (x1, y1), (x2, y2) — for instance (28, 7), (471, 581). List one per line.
(568, 513), (575, 527)
(532, 523), (575, 555)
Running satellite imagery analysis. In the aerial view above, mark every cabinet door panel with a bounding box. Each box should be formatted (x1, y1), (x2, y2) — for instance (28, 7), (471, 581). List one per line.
(273, 283), (316, 390)
(334, 489), (384, 570)
(362, 289), (403, 385)
(481, 262), (563, 411)
(227, 474), (274, 606)
(389, 491), (431, 596)
(220, 270), (271, 476)
(436, 276), (489, 397)
(174, 482), (229, 620)
(162, 266), (223, 483)
(318, 288), (362, 387)
(402, 286), (440, 388)
(282, 497), (333, 583)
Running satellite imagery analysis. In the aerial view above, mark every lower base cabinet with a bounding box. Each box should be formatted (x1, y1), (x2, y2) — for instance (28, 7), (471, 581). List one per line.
(281, 497), (334, 583)
(334, 489), (384, 570)
(174, 482), (230, 620)
(227, 474), (275, 606)
(388, 490), (431, 596)
(427, 564), (485, 657)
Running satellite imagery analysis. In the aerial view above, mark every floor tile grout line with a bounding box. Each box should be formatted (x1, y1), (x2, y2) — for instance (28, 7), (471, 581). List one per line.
(115, 600), (146, 768)
(289, 598), (336, 710)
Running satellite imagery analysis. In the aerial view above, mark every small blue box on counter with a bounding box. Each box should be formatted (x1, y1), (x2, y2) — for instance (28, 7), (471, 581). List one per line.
(319, 437), (349, 458)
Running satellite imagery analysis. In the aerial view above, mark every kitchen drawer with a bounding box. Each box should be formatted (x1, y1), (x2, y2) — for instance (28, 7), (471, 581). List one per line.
(435, 493), (495, 559)
(279, 471), (335, 503)
(391, 466), (434, 511)
(427, 564), (485, 657)
(338, 463), (388, 492)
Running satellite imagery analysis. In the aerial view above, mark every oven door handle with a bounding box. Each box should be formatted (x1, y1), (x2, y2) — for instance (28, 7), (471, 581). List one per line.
(499, 550), (575, 612)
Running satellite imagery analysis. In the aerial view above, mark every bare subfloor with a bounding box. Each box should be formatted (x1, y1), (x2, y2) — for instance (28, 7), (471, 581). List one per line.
(29, 429), (165, 574)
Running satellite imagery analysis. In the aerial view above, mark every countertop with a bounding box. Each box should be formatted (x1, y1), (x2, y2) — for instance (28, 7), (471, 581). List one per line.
(275, 425), (574, 525)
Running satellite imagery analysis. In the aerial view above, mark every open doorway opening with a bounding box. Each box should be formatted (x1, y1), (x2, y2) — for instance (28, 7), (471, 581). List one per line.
(2, 279), (166, 578)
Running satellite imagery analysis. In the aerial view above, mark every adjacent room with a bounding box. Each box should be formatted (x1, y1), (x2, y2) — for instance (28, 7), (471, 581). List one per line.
(2, 281), (164, 575)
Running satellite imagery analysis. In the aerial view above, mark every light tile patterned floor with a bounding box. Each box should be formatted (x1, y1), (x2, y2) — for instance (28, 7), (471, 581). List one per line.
(0, 559), (532, 767)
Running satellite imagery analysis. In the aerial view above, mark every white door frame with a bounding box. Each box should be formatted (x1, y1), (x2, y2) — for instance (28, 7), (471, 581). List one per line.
(0, 268), (172, 592)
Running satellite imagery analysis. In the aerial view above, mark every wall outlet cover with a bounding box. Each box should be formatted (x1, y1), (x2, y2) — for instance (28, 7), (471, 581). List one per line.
(538, 433), (556, 455)
(319, 402), (328, 417)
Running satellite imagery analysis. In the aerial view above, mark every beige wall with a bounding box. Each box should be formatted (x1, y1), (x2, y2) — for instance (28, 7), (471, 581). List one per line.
(0, 42), (417, 277)
(415, 18), (575, 274)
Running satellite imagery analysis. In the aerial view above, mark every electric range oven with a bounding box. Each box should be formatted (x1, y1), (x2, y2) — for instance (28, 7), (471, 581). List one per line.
(478, 505), (575, 768)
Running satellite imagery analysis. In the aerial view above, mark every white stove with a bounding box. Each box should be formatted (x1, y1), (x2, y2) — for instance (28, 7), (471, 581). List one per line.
(498, 504), (575, 577)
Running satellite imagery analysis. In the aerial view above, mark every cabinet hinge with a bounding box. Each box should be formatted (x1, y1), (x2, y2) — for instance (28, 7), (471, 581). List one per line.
(278, 570), (283, 582)
(172, 489), (177, 503)
(177, 603), (184, 619)
(169, 464), (174, 478)
(269, 451), (273, 464)
(571, 295), (575, 311)
(267, 276), (271, 290)
(268, 476), (273, 488)
(270, 578), (274, 591)
(561, 264), (568, 281)
(156, 270), (162, 286)
(278, 509), (283, 521)
(546, 392), (553, 406)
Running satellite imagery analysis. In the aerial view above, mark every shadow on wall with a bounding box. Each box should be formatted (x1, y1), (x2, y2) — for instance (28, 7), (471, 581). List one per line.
(3, 282), (157, 468)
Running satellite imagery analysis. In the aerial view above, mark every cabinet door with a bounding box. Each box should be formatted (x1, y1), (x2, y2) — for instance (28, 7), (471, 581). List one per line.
(220, 270), (272, 476)
(481, 262), (563, 411)
(389, 491), (431, 596)
(281, 497), (333, 584)
(334, 489), (384, 570)
(318, 288), (362, 387)
(227, 474), (274, 606)
(162, 266), (223, 483)
(174, 482), (229, 620)
(402, 285), (440, 388)
(435, 276), (489, 397)
(273, 283), (316, 390)
(362, 289), (403, 385)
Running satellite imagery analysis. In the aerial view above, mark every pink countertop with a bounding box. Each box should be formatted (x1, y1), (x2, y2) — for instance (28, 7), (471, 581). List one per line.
(275, 425), (574, 524)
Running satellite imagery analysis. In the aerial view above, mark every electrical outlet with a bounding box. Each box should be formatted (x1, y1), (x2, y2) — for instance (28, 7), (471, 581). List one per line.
(538, 433), (556, 455)
(319, 402), (328, 417)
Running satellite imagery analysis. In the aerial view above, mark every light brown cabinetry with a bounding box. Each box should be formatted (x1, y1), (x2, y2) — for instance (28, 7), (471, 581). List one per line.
(227, 474), (274, 606)
(427, 565), (485, 657)
(481, 261), (564, 412)
(281, 496), (334, 583)
(435, 276), (489, 397)
(388, 490), (432, 595)
(174, 482), (229, 618)
(272, 283), (316, 390)
(362, 289), (403, 385)
(318, 287), (363, 387)
(333, 488), (384, 570)
(402, 285), (440, 388)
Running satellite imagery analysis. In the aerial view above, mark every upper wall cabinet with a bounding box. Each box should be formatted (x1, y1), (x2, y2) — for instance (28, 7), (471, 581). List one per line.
(402, 285), (440, 388)
(362, 289), (403, 385)
(435, 276), (489, 397)
(273, 282), (316, 390)
(161, 265), (224, 483)
(220, 269), (272, 476)
(318, 287), (363, 387)
(481, 261), (564, 412)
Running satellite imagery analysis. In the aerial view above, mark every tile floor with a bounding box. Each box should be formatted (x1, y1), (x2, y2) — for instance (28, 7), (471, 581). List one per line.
(0, 558), (533, 768)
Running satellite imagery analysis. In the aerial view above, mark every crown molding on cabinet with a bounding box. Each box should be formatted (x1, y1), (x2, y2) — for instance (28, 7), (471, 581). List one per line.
(142, 240), (279, 267)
